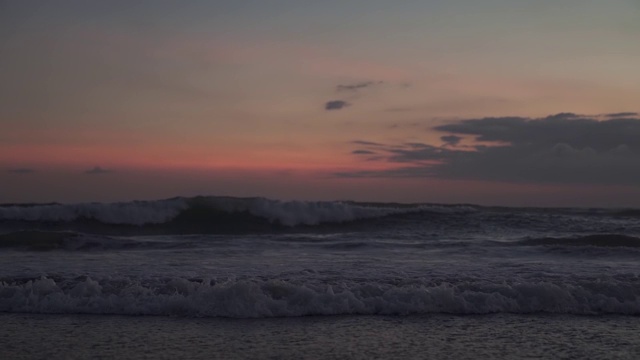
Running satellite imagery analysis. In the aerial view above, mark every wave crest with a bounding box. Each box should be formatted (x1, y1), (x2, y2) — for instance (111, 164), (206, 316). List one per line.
(1, 276), (639, 317)
(0, 199), (187, 225)
(0, 196), (465, 232)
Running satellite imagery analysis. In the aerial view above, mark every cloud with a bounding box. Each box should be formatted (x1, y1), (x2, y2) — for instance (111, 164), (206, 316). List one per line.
(325, 100), (350, 111)
(7, 168), (35, 174)
(352, 140), (385, 147)
(433, 113), (640, 151)
(441, 135), (462, 146)
(85, 166), (112, 175)
(328, 81), (394, 110)
(606, 112), (638, 118)
(352, 150), (376, 155)
(336, 81), (382, 92)
(341, 112), (640, 185)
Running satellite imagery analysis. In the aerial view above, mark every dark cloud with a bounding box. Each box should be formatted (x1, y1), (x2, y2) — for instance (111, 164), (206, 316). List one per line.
(336, 81), (382, 92)
(352, 150), (376, 155)
(85, 166), (112, 175)
(7, 168), (35, 174)
(606, 112), (638, 118)
(441, 135), (462, 146)
(340, 113), (640, 185)
(325, 100), (350, 111)
(387, 143), (447, 163)
(544, 112), (580, 120)
(352, 140), (385, 147)
(334, 167), (434, 178)
(433, 113), (640, 151)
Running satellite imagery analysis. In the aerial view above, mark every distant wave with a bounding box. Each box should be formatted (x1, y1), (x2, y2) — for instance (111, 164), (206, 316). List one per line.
(0, 231), (190, 251)
(0, 230), (463, 253)
(0, 198), (186, 225)
(1, 275), (639, 317)
(613, 209), (640, 218)
(0, 196), (476, 234)
(520, 234), (640, 248)
(0, 230), (83, 251)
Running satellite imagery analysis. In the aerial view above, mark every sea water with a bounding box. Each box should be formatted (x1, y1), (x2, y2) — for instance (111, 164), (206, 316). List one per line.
(1, 196), (640, 358)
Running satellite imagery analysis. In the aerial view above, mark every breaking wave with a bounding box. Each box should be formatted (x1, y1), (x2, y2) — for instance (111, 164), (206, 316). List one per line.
(0, 196), (475, 234)
(1, 275), (640, 317)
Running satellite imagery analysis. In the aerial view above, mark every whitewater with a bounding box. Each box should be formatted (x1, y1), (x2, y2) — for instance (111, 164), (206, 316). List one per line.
(2, 195), (640, 359)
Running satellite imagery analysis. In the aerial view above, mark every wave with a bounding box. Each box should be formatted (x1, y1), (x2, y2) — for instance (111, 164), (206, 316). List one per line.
(520, 234), (640, 248)
(1, 275), (640, 317)
(0, 196), (475, 234)
(0, 230), (84, 251)
(0, 198), (187, 225)
(0, 230), (458, 253)
(0, 231), (192, 251)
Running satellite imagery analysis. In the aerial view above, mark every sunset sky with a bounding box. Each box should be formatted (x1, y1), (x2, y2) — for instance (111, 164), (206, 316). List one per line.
(2, 1), (640, 206)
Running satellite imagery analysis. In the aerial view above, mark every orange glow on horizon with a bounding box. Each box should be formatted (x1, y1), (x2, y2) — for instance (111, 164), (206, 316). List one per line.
(1, 141), (402, 175)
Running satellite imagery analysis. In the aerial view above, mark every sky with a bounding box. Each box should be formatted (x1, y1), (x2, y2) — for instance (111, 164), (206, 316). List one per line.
(2, 0), (640, 206)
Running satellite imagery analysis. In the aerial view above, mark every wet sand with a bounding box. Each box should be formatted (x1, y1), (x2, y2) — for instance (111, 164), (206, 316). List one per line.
(2, 314), (639, 359)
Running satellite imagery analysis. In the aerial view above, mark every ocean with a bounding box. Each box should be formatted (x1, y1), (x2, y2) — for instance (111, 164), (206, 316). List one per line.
(1, 196), (640, 359)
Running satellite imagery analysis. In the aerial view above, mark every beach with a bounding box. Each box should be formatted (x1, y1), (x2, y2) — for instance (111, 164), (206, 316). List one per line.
(2, 313), (639, 359)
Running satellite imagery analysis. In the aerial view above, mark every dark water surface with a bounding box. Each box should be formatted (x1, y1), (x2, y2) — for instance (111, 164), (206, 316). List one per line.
(2, 197), (640, 358)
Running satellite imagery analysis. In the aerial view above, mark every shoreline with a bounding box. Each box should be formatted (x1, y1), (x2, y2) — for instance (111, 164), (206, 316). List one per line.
(2, 313), (639, 359)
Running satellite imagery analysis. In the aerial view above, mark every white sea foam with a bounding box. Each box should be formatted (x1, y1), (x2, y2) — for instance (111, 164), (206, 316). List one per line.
(1, 276), (638, 317)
